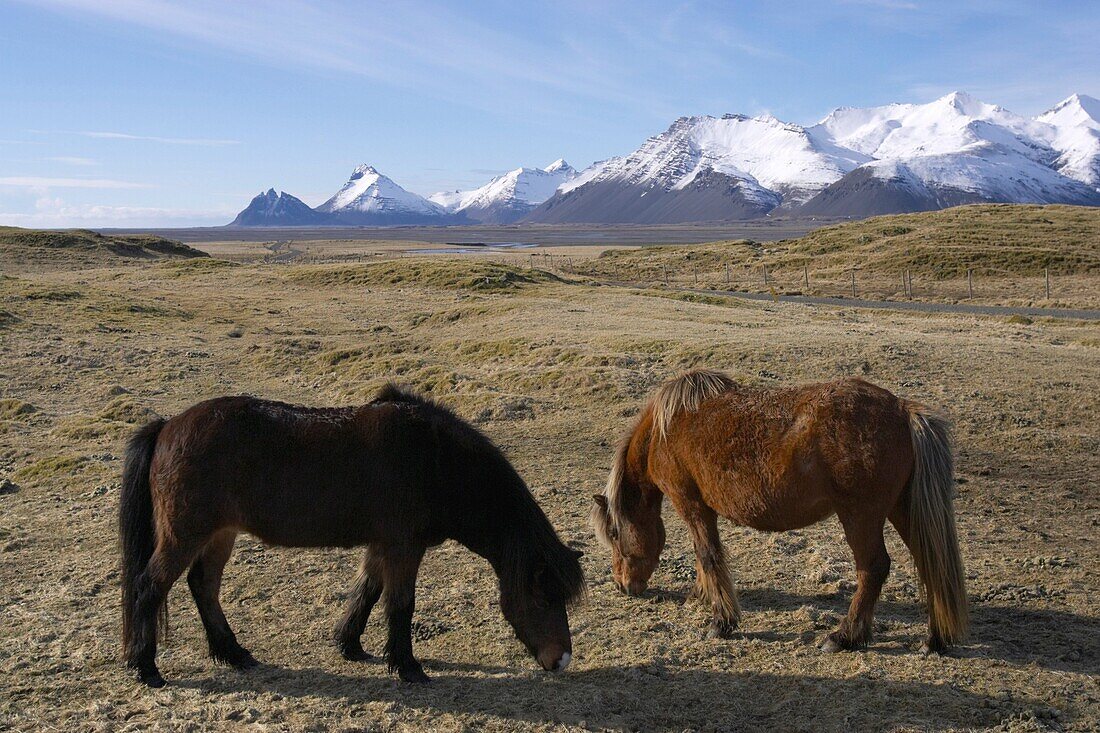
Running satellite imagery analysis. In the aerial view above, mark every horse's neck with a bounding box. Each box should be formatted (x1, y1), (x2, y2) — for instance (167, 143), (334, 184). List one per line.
(447, 489), (525, 563)
(456, 523), (532, 589)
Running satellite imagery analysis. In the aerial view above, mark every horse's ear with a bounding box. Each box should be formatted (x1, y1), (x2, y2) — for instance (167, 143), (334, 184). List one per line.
(593, 494), (608, 509)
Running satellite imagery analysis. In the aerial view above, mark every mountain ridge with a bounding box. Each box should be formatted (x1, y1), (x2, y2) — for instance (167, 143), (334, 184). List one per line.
(229, 91), (1100, 227)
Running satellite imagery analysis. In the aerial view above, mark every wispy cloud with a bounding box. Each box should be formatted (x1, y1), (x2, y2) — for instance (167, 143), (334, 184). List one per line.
(838, 0), (918, 9)
(46, 156), (97, 166)
(0, 196), (234, 227)
(79, 131), (239, 146)
(16, 0), (782, 122)
(0, 176), (152, 189)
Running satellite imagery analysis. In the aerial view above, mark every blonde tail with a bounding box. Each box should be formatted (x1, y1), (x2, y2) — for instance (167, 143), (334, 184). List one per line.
(905, 403), (969, 646)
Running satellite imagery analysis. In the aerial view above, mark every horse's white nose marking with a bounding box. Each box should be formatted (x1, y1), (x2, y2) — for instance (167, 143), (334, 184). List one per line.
(555, 652), (571, 672)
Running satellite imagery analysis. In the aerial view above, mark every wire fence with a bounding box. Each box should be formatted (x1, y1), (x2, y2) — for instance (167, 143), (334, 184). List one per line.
(520, 251), (1064, 303)
(250, 246), (1082, 305)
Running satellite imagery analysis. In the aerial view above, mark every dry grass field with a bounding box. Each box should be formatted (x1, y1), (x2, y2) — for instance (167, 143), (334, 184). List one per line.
(1, 218), (1098, 731)
(566, 206), (1100, 309)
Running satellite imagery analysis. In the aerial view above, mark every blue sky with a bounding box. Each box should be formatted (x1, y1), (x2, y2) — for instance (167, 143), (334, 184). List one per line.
(1, 0), (1097, 227)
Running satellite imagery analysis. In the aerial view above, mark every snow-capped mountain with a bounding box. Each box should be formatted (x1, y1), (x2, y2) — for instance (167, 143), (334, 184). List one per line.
(429, 160), (577, 223)
(230, 189), (327, 226)
(1037, 94), (1100, 187)
(229, 165), (459, 226)
(531, 91), (1100, 222)
(316, 165), (452, 225)
(797, 91), (1100, 216)
(229, 92), (1100, 227)
(533, 114), (869, 224)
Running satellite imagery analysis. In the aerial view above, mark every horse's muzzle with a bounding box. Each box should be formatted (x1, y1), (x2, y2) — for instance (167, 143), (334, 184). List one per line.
(537, 645), (572, 673)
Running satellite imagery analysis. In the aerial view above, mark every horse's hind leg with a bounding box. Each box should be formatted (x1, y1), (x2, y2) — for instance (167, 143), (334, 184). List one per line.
(127, 536), (204, 686)
(823, 511), (891, 652)
(673, 500), (740, 638)
(380, 547), (428, 683)
(186, 530), (256, 669)
(334, 546), (384, 661)
(889, 503), (942, 654)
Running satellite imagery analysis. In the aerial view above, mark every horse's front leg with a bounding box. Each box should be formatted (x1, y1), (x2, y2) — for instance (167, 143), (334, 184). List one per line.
(381, 547), (428, 683)
(674, 499), (741, 638)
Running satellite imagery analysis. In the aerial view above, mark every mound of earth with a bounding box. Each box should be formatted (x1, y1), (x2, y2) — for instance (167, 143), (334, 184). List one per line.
(0, 227), (208, 271)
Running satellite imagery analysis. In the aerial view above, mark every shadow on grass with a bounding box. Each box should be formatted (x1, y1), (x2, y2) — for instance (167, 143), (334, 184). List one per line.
(657, 585), (1100, 674)
(174, 659), (1040, 732)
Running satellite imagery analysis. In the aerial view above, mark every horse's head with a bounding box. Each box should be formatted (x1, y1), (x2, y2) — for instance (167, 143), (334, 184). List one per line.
(591, 492), (665, 596)
(499, 545), (584, 673)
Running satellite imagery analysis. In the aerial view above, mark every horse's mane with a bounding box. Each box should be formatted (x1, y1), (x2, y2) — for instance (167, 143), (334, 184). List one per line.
(372, 382), (431, 406)
(377, 383), (585, 606)
(651, 368), (736, 441)
(592, 368), (736, 547)
(591, 433), (631, 548)
(476, 438), (585, 606)
(498, 488), (587, 606)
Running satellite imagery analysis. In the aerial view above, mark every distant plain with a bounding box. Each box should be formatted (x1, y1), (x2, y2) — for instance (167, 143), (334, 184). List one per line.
(1, 206), (1097, 731)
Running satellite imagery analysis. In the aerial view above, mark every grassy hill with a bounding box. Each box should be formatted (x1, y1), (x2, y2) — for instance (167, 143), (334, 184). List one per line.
(576, 205), (1100, 282)
(0, 227), (208, 271)
(788, 204), (1100, 277)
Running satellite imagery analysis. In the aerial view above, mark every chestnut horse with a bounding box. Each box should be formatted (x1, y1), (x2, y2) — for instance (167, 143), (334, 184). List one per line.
(120, 385), (584, 687)
(591, 369), (968, 654)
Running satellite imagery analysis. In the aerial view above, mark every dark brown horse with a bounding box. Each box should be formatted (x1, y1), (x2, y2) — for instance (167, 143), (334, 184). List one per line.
(120, 385), (584, 687)
(591, 369), (968, 654)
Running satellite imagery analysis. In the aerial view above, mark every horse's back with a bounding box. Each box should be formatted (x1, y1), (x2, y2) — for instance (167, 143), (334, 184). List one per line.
(148, 396), (439, 547)
(659, 378), (914, 530)
(806, 378), (914, 493)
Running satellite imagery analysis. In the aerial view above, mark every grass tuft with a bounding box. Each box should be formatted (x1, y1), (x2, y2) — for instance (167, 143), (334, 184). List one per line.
(291, 260), (564, 292)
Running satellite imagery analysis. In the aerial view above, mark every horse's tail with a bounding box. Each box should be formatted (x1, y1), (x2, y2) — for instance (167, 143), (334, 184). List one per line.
(903, 402), (969, 645)
(120, 417), (167, 652)
(651, 368), (736, 441)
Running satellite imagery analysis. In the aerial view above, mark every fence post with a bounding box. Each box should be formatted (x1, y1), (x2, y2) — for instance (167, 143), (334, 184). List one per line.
(725, 262), (730, 285)
(663, 264), (669, 286)
(1045, 267), (1051, 299)
(763, 264), (768, 286)
(804, 264), (809, 289)
(693, 263), (698, 284)
(851, 270), (857, 298)
(967, 268), (973, 299)
(907, 269), (912, 298)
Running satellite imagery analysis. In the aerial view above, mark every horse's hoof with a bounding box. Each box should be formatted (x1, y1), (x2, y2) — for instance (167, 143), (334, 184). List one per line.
(232, 653), (259, 670)
(216, 646), (259, 670)
(137, 669), (166, 688)
(706, 619), (737, 640)
(919, 641), (945, 656)
(820, 637), (844, 653)
(340, 645), (374, 663)
(396, 663), (430, 684)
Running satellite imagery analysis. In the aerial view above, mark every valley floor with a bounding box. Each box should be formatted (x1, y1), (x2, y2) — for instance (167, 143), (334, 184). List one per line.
(0, 255), (1097, 732)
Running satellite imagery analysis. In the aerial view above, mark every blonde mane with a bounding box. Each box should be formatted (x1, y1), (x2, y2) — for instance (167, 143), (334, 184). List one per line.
(591, 369), (736, 547)
(651, 368), (736, 441)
